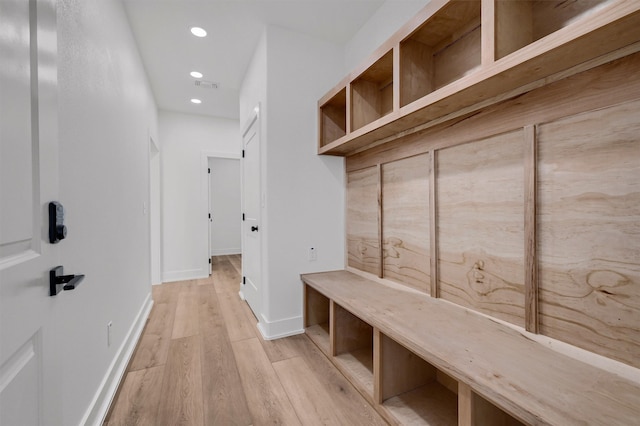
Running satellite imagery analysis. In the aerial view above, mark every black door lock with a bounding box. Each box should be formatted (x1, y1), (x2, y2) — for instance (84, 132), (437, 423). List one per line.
(49, 202), (67, 244)
(50, 266), (85, 296)
(251, 226), (259, 232)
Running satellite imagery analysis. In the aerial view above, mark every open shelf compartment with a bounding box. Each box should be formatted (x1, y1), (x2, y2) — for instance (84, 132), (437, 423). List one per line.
(466, 389), (526, 426)
(400, 0), (481, 107)
(350, 50), (394, 131)
(375, 331), (458, 425)
(331, 301), (374, 396)
(304, 284), (330, 355)
(495, 0), (613, 59)
(319, 87), (347, 147)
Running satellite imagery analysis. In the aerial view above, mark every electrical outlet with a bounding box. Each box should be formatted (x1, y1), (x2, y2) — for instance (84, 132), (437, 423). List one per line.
(107, 321), (113, 347)
(309, 247), (317, 261)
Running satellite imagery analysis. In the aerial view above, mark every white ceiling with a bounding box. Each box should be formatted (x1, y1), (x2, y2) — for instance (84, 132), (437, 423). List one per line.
(123, 0), (386, 120)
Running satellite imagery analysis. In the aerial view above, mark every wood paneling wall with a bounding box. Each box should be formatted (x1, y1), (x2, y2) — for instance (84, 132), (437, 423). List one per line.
(537, 99), (640, 367)
(344, 51), (640, 368)
(347, 167), (380, 275)
(437, 131), (525, 327)
(381, 154), (430, 292)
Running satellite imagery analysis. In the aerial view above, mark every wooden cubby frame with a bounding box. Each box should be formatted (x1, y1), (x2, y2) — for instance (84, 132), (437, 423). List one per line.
(350, 49), (394, 132)
(319, 85), (347, 148)
(330, 301), (374, 397)
(400, 0), (481, 107)
(317, 0), (640, 155)
(303, 284), (330, 355)
(459, 384), (526, 426)
(495, 0), (613, 60)
(374, 330), (458, 425)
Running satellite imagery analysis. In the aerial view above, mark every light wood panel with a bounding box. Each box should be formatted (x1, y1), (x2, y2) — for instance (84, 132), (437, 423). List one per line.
(347, 166), (380, 275)
(351, 50), (394, 131)
(532, 0), (610, 41)
(537, 99), (640, 368)
(437, 131), (526, 327)
(106, 366), (164, 426)
(320, 88), (347, 147)
(495, 0), (533, 59)
(304, 284), (329, 327)
(400, 39), (433, 107)
(381, 153), (430, 292)
(197, 285), (252, 425)
(332, 302), (373, 356)
(524, 125), (538, 333)
(232, 338), (301, 425)
(156, 336), (204, 426)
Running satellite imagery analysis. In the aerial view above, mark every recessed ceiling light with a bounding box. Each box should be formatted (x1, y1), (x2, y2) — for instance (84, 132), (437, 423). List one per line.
(191, 98), (202, 104)
(190, 71), (203, 79)
(190, 27), (207, 37)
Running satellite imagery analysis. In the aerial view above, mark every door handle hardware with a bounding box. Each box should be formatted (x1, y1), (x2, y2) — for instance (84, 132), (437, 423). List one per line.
(251, 226), (259, 232)
(50, 266), (85, 296)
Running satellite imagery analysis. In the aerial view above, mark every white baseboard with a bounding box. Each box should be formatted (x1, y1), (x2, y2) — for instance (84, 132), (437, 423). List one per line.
(162, 268), (207, 283)
(256, 313), (304, 340)
(210, 248), (241, 256)
(79, 293), (153, 426)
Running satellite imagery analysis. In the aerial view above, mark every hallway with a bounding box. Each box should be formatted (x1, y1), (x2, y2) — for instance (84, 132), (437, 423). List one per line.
(105, 256), (386, 425)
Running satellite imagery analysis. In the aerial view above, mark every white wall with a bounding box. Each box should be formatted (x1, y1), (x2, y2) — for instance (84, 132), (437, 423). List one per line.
(159, 111), (241, 282)
(150, 140), (162, 285)
(209, 158), (241, 256)
(344, 0), (429, 70)
(57, 0), (158, 424)
(239, 25), (346, 338)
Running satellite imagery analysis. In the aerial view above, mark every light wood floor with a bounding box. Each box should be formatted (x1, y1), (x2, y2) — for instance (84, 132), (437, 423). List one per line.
(104, 255), (386, 425)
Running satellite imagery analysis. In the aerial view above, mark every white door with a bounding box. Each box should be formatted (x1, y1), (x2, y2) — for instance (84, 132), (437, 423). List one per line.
(241, 109), (261, 318)
(207, 166), (212, 275)
(0, 1), (64, 425)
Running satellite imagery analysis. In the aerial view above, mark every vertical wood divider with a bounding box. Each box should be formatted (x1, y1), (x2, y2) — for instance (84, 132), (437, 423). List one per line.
(377, 163), (384, 278)
(373, 328), (383, 404)
(329, 300), (337, 356)
(429, 151), (439, 298)
(346, 82), (352, 134)
(392, 45), (401, 112)
(458, 382), (474, 426)
(524, 125), (539, 333)
(481, 0), (496, 66)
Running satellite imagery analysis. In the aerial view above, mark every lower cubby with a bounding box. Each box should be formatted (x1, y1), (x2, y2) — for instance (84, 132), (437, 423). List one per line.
(461, 386), (525, 426)
(375, 331), (458, 425)
(331, 301), (374, 396)
(303, 284), (330, 355)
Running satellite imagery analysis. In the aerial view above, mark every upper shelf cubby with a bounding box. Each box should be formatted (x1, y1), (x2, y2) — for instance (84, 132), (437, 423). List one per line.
(400, 0), (481, 107)
(351, 50), (394, 131)
(319, 86), (347, 147)
(495, 0), (613, 59)
(318, 0), (640, 156)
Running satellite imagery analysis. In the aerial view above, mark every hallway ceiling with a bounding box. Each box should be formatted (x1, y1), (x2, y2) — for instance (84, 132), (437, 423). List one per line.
(123, 0), (387, 120)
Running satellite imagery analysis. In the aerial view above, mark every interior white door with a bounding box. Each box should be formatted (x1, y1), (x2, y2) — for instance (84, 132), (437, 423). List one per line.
(241, 110), (261, 318)
(207, 166), (212, 275)
(0, 1), (64, 425)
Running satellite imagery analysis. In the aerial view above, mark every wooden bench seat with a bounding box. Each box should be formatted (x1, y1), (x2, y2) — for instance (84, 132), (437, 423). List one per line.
(301, 270), (640, 426)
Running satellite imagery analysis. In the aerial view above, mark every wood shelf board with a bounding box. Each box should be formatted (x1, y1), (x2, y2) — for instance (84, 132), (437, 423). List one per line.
(354, 50), (394, 85)
(407, 0), (480, 49)
(334, 348), (375, 396)
(305, 323), (330, 356)
(383, 380), (458, 426)
(301, 270), (640, 426)
(319, 1), (640, 156)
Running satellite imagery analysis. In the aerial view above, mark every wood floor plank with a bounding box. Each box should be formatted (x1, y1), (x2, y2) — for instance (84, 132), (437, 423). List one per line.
(172, 283), (200, 339)
(274, 356), (353, 425)
(156, 336), (204, 426)
(198, 285), (252, 425)
(226, 254), (242, 275)
(217, 290), (255, 342)
(129, 302), (176, 371)
(213, 257), (242, 294)
(106, 366), (164, 426)
(232, 338), (301, 425)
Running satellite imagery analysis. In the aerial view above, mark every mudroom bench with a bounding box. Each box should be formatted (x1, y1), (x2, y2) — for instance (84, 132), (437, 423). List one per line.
(301, 270), (640, 426)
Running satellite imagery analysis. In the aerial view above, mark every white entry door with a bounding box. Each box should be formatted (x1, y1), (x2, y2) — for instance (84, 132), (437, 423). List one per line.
(241, 109), (261, 319)
(0, 1), (64, 424)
